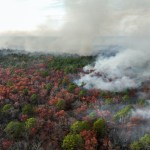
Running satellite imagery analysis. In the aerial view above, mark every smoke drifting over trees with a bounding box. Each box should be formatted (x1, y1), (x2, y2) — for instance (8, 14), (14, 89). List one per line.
(0, 0), (150, 91)
(0, 1), (149, 149)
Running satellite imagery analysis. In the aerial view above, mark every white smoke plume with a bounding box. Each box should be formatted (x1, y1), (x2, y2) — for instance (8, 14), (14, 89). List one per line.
(73, 0), (150, 91)
(76, 47), (150, 91)
(132, 108), (150, 120)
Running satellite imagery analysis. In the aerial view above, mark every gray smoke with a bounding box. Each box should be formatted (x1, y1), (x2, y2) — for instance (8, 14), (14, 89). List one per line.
(0, 0), (126, 54)
(132, 108), (150, 120)
(132, 100), (150, 119)
(76, 47), (150, 91)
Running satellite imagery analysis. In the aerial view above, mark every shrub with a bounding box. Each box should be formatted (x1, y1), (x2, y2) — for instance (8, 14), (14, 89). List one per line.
(105, 98), (113, 105)
(41, 70), (49, 77)
(137, 99), (147, 106)
(93, 118), (106, 137)
(71, 121), (90, 133)
(12, 89), (18, 94)
(22, 104), (34, 115)
(130, 141), (141, 150)
(45, 83), (52, 91)
(130, 134), (150, 150)
(139, 134), (150, 149)
(123, 89), (129, 95)
(64, 66), (77, 74)
(23, 89), (29, 96)
(67, 83), (77, 93)
(62, 78), (69, 86)
(6, 81), (13, 87)
(30, 94), (38, 104)
(113, 105), (133, 121)
(88, 111), (97, 119)
(25, 118), (36, 129)
(122, 94), (129, 102)
(4, 121), (24, 138)
(62, 134), (83, 150)
(48, 56), (94, 72)
(79, 90), (87, 97)
(56, 99), (66, 110)
(2, 104), (13, 113)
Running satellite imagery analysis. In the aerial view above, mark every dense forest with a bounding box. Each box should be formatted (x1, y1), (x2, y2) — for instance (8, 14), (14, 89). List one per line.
(0, 50), (149, 150)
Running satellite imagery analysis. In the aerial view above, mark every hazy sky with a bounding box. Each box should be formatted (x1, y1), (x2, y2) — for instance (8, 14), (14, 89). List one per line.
(0, 0), (149, 54)
(0, 0), (65, 32)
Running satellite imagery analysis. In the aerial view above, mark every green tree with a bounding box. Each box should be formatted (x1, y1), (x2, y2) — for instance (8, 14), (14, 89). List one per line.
(130, 134), (150, 150)
(130, 141), (141, 150)
(93, 118), (106, 137)
(4, 121), (24, 138)
(41, 70), (49, 77)
(22, 104), (34, 115)
(45, 83), (52, 91)
(56, 99), (66, 110)
(30, 94), (38, 104)
(67, 83), (77, 93)
(137, 99), (147, 106)
(79, 89), (87, 97)
(25, 118), (36, 129)
(88, 111), (97, 119)
(23, 89), (29, 96)
(122, 94), (129, 102)
(105, 98), (113, 105)
(71, 121), (90, 133)
(62, 134), (83, 150)
(2, 104), (13, 113)
(113, 105), (133, 121)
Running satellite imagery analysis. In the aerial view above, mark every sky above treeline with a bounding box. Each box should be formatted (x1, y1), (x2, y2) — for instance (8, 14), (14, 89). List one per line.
(0, 0), (65, 32)
(1, 0), (149, 33)
(0, 0), (149, 55)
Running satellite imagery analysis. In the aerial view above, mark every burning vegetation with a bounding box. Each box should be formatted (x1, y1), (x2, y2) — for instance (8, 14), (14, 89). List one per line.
(0, 49), (149, 150)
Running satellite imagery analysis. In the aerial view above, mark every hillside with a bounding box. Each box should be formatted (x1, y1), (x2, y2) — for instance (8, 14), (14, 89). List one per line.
(0, 50), (149, 150)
